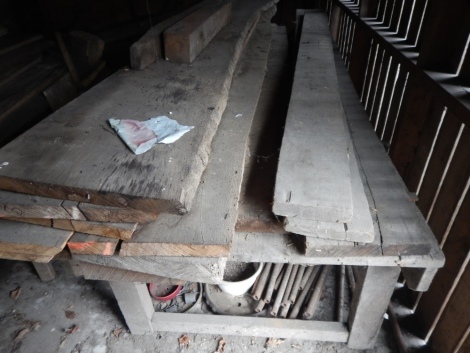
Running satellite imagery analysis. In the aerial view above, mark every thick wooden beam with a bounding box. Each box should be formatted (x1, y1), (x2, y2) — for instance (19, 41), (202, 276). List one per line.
(164, 2), (232, 64)
(109, 282), (154, 335)
(348, 266), (400, 349)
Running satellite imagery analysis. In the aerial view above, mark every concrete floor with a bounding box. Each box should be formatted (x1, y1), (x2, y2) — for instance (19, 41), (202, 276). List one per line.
(0, 259), (398, 353)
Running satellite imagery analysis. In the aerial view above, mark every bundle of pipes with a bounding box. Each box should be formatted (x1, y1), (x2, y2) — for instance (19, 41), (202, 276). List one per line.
(250, 262), (353, 320)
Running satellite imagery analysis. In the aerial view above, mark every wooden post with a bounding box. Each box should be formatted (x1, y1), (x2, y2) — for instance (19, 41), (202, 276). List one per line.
(330, 3), (342, 44)
(417, 0), (470, 73)
(32, 262), (56, 281)
(347, 266), (400, 349)
(109, 282), (154, 335)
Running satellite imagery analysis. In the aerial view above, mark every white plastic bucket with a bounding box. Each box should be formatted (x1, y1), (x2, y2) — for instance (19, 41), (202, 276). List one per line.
(218, 263), (264, 296)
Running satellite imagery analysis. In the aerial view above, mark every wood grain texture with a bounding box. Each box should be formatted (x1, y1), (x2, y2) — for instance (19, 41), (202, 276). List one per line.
(0, 219), (73, 262)
(120, 17), (273, 258)
(164, 2), (232, 64)
(8, 217), (138, 240)
(79, 262), (185, 284)
(0, 0), (278, 215)
(130, 1), (210, 70)
(0, 191), (158, 223)
(273, 12), (353, 223)
(74, 254), (226, 284)
(67, 233), (119, 255)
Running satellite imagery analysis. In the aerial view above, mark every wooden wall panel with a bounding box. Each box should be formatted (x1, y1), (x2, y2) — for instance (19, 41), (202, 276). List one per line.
(414, 190), (470, 339)
(359, 0), (380, 18)
(388, 77), (433, 177)
(416, 113), (462, 218)
(417, 0), (470, 73)
(348, 25), (373, 94)
(430, 261), (470, 353)
(374, 58), (399, 137)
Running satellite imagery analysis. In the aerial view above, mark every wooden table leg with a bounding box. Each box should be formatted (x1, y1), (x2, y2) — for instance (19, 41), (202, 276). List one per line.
(109, 281), (154, 335)
(32, 262), (56, 281)
(347, 266), (400, 349)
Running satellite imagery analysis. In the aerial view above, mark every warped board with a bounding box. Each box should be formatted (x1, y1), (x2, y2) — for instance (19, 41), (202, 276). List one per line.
(74, 254), (227, 284)
(0, 0), (278, 215)
(235, 25), (290, 235)
(285, 146), (374, 242)
(0, 190), (158, 223)
(67, 233), (119, 255)
(6, 217), (138, 240)
(0, 219), (73, 262)
(78, 262), (185, 284)
(334, 49), (442, 256)
(120, 16), (273, 257)
(164, 2), (232, 64)
(272, 12), (353, 223)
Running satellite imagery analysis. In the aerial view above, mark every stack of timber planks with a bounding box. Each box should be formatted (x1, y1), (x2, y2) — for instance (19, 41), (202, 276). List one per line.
(0, 0), (279, 277)
(272, 12), (375, 248)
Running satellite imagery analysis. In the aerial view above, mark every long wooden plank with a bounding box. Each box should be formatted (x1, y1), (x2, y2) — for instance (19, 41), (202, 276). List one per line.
(230, 232), (443, 268)
(120, 17), (273, 257)
(152, 313), (349, 342)
(273, 12), (353, 223)
(0, 0), (278, 215)
(0, 219), (73, 262)
(74, 254), (226, 284)
(7, 217), (138, 240)
(0, 190), (159, 223)
(285, 147), (374, 242)
(78, 262), (185, 284)
(335, 49), (441, 257)
(67, 233), (119, 255)
(164, 2), (232, 64)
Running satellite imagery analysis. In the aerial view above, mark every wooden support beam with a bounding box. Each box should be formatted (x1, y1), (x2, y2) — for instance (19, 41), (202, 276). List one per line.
(347, 266), (400, 349)
(152, 312), (349, 342)
(32, 262), (56, 281)
(109, 282), (154, 335)
(67, 233), (119, 255)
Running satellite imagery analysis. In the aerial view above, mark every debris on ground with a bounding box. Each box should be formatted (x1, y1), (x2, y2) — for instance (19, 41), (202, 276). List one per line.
(13, 328), (30, 343)
(214, 338), (226, 353)
(178, 334), (190, 349)
(65, 310), (76, 319)
(113, 328), (123, 338)
(59, 335), (67, 348)
(265, 337), (285, 348)
(10, 287), (21, 299)
(66, 324), (79, 334)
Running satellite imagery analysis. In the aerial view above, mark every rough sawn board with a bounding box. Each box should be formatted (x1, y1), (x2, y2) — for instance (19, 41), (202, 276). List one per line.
(0, 0), (278, 215)
(120, 17), (273, 257)
(273, 12), (353, 223)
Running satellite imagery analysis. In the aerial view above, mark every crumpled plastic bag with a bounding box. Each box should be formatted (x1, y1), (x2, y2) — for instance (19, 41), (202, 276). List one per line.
(108, 116), (194, 155)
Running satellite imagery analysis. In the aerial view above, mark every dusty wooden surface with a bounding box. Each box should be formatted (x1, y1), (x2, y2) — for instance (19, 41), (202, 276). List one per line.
(120, 17), (273, 257)
(0, 0), (277, 215)
(285, 147), (374, 242)
(273, 12), (353, 223)
(67, 233), (119, 255)
(0, 219), (73, 262)
(164, 2), (232, 64)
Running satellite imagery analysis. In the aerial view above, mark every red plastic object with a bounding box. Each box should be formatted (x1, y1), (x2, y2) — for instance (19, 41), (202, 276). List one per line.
(148, 283), (182, 301)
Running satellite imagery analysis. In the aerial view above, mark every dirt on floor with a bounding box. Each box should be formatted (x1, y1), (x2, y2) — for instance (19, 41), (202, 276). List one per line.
(0, 259), (398, 353)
